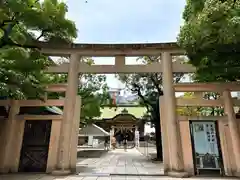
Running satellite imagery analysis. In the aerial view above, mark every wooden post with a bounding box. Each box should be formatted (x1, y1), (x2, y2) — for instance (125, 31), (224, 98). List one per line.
(162, 52), (188, 177)
(52, 54), (80, 175)
(0, 100), (19, 173)
(223, 90), (240, 177)
(70, 96), (81, 172)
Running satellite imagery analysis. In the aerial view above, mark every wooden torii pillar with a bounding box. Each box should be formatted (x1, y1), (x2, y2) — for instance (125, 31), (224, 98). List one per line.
(161, 52), (188, 178)
(223, 90), (240, 177)
(52, 54), (80, 175)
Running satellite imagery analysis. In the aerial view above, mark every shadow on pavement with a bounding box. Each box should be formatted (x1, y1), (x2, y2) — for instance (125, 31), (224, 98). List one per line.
(76, 166), (99, 175)
(77, 149), (108, 158)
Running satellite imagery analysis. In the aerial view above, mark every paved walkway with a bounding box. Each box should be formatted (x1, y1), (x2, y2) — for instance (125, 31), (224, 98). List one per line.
(137, 142), (157, 159)
(0, 174), (239, 180)
(0, 148), (238, 180)
(76, 148), (164, 176)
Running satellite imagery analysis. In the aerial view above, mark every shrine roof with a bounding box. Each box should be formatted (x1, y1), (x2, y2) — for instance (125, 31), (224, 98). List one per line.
(18, 106), (63, 115)
(98, 106), (147, 119)
(79, 124), (110, 137)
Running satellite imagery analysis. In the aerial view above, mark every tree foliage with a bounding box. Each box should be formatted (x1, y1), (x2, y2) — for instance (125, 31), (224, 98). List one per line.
(177, 92), (201, 116)
(78, 73), (112, 123)
(0, 0), (77, 47)
(0, 0), (112, 122)
(47, 61), (112, 124)
(177, 92), (224, 116)
(202, 92), (224, 116)
(178, 0), (240, 82)
(118, 56), (184, 114)
(0, 0), (77, 99)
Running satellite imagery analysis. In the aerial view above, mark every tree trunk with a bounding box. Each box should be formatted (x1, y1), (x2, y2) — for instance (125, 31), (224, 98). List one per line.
(154, 117), (163, 161)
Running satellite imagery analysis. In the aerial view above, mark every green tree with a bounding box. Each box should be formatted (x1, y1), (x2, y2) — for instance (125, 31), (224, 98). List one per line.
(117, 56), (184, 161)
(47, 59), (112, 124)
(0, 0), (77, 99)
(79, 74), (112, 123)
(178, 0), (240, 82)
(202, 92), (224, 116)
(176, 92), (224, 116)
(177, 92), (201, 116)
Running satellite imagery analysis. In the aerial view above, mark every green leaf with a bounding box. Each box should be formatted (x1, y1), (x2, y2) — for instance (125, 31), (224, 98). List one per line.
(178, 0), (240, 82)
(0, 0), (77, 99)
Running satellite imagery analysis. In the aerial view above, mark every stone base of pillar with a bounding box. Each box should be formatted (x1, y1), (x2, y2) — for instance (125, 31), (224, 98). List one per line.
(70, 167), (76, 173)
(167, 171), (190, 178)
(51, 169), (72, 176)
(234, 171), (240, 177)
(0, 168), (8, 173)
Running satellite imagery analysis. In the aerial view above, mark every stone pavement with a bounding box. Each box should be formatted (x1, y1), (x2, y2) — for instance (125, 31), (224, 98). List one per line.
(76, 148), (164, 176)
(0, 148), (239, 180)
(0, 174), (239, 180)
(137, 142), (157, 159)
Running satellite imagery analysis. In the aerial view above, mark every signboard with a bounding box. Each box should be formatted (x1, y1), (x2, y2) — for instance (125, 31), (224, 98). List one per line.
(109, 129), (114, 149)
(135, 130), (140, 148)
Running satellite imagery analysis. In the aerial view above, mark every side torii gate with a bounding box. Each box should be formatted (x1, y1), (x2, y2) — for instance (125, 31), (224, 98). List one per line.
(37, 42), (240, 177)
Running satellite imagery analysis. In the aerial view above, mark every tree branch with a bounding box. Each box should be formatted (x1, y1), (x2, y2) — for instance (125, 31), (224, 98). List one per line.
(150, 73), (163, 95)
(0, 0), (41, 47)
(220, 0), (236, 7)
(0, 38), (39, 49)
(0, 20), (16, 29)
(174, 73), (184, 83)
(36, 32), (44, 41)
(0, 15), (19, 48)
(36, 28), (51, 40)
(146, 56), (163, 95)
(131, 83), (151, 112)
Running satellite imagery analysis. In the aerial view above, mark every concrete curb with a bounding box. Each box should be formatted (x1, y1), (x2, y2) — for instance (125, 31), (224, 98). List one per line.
(110, 173), (165, 176)
(77, 173), (166, 177)
(77, 173), (110, 177)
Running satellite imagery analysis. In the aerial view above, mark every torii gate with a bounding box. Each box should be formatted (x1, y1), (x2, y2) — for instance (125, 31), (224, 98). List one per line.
(36, 41), (240, 177)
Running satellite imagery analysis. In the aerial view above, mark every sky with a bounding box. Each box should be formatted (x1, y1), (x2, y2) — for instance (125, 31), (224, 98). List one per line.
(63, 0), (186, 89)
